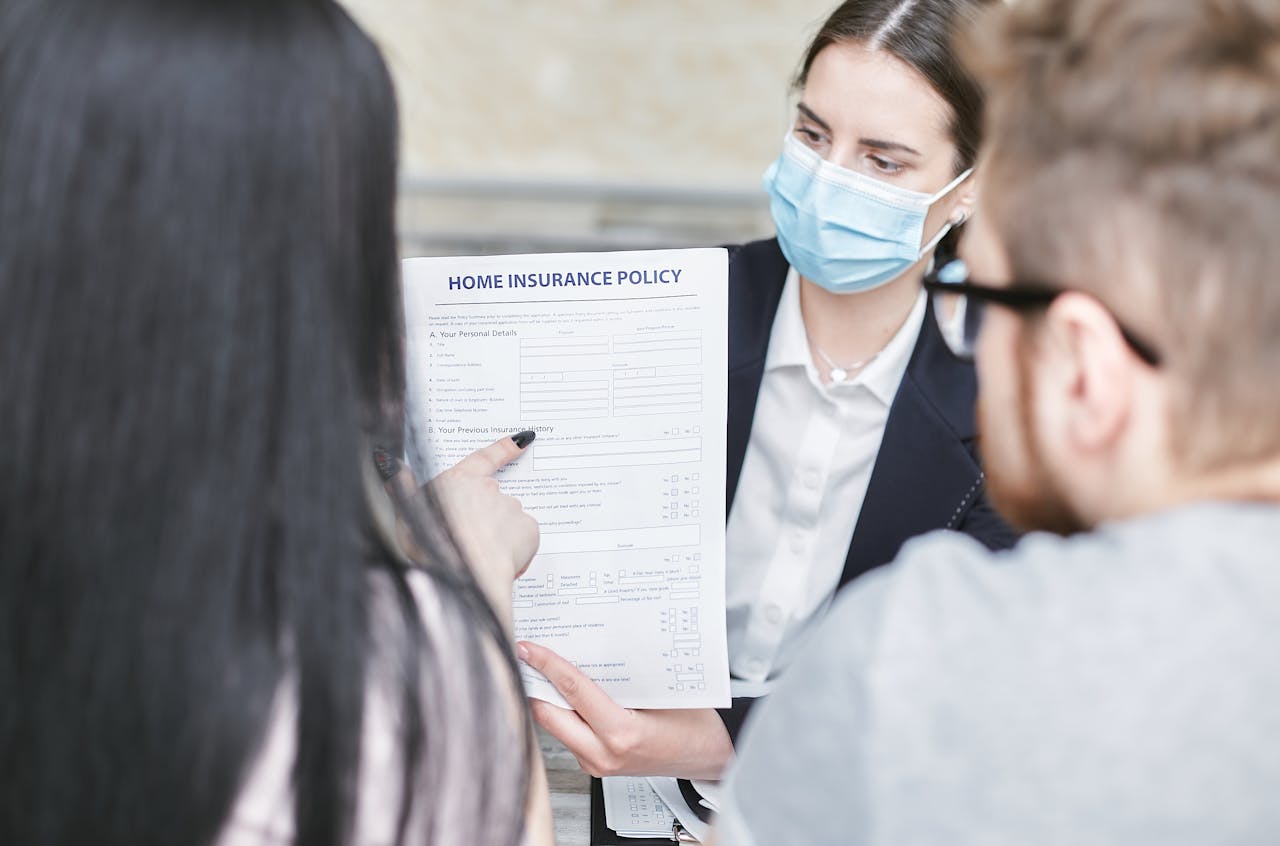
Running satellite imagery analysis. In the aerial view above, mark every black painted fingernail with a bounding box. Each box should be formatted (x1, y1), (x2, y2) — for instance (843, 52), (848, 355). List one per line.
(372, 446), (402, 481)
(511, 430), (536, 449)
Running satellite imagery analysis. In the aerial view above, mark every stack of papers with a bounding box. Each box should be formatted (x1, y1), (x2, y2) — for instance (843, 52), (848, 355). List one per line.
(690, 779), (722, 815)
(602, 776), (712, 842)
(602, 777), (677, 839)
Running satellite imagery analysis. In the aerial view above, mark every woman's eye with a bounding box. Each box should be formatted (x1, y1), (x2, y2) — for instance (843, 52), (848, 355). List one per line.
(794, 126), (827, 148)
(868, 154), (904, 175)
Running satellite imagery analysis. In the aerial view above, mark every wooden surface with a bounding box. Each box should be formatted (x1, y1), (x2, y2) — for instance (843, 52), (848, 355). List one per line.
(540, 726), (592, 846)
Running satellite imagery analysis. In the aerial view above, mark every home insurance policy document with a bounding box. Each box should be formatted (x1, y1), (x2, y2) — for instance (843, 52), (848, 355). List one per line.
(402, 248), (730, 710)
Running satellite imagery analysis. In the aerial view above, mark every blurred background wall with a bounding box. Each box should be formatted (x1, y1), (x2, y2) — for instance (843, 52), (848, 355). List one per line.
(338, 0), (836, 255)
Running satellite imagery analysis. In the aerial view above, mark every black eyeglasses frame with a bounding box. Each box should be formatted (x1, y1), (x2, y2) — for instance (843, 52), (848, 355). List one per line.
(922, 267), (1162, 367)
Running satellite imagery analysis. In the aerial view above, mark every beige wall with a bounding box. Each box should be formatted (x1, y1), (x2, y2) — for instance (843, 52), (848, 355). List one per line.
(340, 0), (835, 190)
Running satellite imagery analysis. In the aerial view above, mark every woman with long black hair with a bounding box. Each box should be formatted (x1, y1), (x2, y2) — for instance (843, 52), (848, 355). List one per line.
(0, 1), (550, 843)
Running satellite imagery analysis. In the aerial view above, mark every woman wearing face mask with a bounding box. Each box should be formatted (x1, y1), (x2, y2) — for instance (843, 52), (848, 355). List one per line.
(522, 0), (1016, 784)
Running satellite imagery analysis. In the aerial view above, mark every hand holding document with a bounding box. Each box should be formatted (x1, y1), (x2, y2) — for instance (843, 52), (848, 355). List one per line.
(402, 248), (730, 709)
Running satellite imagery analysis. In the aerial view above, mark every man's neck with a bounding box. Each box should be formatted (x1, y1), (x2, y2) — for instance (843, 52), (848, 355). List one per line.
(1082, 457), (1280, 527)
(1166, 458), (1280, 508)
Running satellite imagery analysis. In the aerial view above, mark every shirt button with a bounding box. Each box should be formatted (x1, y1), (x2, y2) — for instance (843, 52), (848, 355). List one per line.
(765, 604), (783, 624)
(803, 470), (821, 490)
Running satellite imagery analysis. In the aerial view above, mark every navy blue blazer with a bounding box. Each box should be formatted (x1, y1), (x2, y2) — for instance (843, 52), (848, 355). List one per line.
(716, 238), (1018, 741)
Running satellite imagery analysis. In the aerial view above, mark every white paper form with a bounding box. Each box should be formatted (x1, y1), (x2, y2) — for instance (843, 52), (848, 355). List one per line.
(402, 248), (730, 709)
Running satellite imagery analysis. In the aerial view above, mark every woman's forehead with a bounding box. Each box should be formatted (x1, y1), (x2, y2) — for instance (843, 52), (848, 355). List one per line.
(802, 41), (954, 151)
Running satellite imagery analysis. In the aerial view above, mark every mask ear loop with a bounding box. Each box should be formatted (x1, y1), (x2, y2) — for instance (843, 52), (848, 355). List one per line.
(916, 170), (976, 258)
(918, 219), (956, 259)
(926, 168), (975, 203)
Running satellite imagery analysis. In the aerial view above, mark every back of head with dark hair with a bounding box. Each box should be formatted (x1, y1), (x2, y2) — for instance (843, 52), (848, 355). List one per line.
(0, 1), (528, 844)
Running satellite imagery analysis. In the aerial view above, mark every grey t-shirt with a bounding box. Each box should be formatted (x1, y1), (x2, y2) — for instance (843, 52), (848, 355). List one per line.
(718, 502), (1280, 845)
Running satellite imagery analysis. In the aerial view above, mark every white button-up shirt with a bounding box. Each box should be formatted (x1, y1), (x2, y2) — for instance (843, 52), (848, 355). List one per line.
(724, 269), (926, 696)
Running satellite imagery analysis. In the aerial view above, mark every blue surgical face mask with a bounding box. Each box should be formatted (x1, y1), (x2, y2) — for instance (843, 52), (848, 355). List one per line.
(763, 132), (972, 294)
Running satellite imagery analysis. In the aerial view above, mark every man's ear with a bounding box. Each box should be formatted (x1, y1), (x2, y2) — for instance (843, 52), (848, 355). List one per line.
(1041, 292), (1137, 455)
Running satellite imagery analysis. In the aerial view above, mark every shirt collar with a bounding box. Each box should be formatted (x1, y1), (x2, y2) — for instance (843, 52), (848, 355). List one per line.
(764, 267), (927, 407)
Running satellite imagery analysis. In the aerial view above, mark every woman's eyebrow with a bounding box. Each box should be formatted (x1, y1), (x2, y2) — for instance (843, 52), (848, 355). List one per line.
(797, 101), (922, 157)
(859, 137), (922, 157)
(796, 102), (833, 133)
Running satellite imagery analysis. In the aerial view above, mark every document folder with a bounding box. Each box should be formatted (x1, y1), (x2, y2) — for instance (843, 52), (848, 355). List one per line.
(590, 777), (703, 845)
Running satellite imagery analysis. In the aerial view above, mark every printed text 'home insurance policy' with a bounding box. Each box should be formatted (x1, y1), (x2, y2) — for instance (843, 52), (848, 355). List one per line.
(403, 248), (729, 709)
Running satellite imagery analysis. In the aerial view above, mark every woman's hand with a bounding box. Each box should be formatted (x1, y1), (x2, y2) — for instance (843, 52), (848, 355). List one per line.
(519, 640), (735, 781)
(431, 433), (540, 619)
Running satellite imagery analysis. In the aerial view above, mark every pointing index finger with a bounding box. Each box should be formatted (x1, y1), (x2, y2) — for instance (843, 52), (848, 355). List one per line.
(453, 430), (535, 477)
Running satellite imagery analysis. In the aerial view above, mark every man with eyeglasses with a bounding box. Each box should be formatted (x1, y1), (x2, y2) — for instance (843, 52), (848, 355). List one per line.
(711, 0), (1280, 843)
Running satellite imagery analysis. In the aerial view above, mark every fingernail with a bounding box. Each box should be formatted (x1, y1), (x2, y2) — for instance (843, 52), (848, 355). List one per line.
(516, 642), (531, 662)
(371, 446), (402, 481)
(511, 430), (536, 449)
